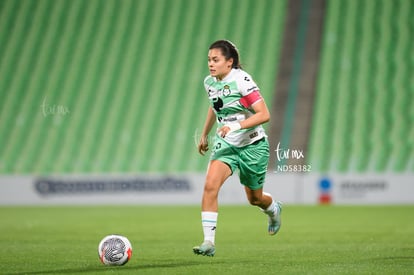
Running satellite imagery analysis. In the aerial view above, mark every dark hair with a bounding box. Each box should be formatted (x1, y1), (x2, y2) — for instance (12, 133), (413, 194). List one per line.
(209, 40), (242, 69)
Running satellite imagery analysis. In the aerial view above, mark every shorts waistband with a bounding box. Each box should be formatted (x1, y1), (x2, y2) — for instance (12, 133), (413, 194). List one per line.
(251, 137), (265, 145)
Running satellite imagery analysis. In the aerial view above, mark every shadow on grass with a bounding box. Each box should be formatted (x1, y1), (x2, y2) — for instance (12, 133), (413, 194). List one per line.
(371, 247), (414, 262)
(373, 256), (414, 261)
(5, 260), (218, 275)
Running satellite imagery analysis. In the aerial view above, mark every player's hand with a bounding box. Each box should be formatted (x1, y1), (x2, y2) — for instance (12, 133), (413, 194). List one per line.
(217, 125), (231, 138)
(217, 123), (241, 138)
(198, 136), (209, 156)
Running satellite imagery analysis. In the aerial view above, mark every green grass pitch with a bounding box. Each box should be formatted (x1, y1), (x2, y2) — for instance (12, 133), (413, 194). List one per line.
(0, 205), (413, 274)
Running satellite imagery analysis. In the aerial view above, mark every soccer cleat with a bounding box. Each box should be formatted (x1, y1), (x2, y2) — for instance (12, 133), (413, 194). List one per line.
(268, 201), (282, 236)
(193, 240), (215, 256)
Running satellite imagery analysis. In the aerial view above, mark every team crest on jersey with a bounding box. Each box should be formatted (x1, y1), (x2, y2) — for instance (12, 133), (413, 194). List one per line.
(222, 85), (231, 96)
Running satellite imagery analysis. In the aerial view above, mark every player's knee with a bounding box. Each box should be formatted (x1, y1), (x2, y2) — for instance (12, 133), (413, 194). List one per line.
(203, 183), (217, 195)
(203, 177), (221, 196)
(247, 196), (262, 206)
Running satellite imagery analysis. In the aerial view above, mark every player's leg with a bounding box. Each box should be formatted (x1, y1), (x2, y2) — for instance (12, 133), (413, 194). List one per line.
(201, 159), (231, 246)
(193, 160), (232, 256)
(201, 160), (232, 212)
(239, 138), (282, 235)
(244, 187), (282, 235)
(244, 186), (272, 208)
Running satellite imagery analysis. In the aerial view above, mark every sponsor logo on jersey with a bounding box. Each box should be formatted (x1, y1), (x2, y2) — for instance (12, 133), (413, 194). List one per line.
(247, 85), (258, 92)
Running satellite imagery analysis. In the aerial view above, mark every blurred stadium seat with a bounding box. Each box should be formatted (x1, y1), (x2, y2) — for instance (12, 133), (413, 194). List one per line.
(308, 0), (413, 173)
(0, 0), (286, 173)
(1, 0), (411, 175)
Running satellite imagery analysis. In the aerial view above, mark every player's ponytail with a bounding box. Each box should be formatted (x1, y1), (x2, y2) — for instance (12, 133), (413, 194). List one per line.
(209, 40), (242, 69)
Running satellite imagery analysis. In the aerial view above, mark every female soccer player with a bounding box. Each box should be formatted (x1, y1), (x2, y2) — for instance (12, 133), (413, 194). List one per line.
(193, 40), (282, 256)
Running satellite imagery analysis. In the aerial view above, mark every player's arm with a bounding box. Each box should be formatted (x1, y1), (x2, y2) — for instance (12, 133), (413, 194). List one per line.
(218, 96), (270, 138)
(198, 106), (216, 155)
(239, 99), (270, 129)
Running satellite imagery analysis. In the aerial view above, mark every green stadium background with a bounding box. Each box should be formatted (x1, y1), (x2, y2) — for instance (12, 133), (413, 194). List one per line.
(0, 0), (412, 176)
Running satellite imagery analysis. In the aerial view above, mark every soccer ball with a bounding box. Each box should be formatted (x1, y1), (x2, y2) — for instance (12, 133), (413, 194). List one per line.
(98, 234), (132, 266)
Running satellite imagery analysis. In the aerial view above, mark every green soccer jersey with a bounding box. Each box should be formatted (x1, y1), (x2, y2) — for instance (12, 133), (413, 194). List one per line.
(204, 68), (267, 147)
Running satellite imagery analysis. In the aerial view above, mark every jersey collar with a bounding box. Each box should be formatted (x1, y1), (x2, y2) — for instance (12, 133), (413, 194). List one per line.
(216, 68), (237, 82)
